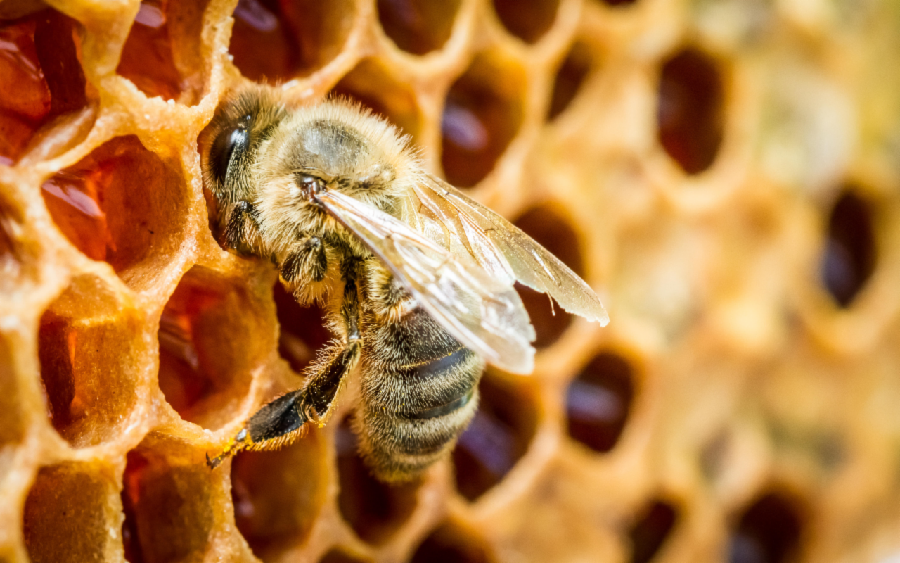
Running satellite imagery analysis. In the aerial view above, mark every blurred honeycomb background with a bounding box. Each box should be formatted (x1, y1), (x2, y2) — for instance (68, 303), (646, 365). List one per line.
(2, 0), (900, 561)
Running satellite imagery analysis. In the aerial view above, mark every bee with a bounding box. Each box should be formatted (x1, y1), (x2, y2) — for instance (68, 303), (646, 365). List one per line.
(200, 86), (608, 482)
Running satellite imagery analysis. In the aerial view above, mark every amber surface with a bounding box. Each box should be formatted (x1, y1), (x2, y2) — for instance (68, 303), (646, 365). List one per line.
(3, 1), (900, 562)
(116, 0), (183, 101)
(0, 8), (86, 164)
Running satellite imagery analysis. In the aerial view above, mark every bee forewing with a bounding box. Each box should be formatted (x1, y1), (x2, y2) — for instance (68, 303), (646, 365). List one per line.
(412, 176), (609, 326)
(316, 189), (536, 374)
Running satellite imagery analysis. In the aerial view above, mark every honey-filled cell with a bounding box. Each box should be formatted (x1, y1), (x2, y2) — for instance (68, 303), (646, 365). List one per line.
(158, 266), (271, 430)
(116, 0), (185, 101)
(0, 8), (87, 164)
(229, 0), (355, 82)
(441, 52), (525, 187)
(40, 135), (186, 292)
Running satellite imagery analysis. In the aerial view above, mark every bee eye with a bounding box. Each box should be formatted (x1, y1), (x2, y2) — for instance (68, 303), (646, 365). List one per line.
(298, 174), (325, 196)
(209, 115), (251, 185)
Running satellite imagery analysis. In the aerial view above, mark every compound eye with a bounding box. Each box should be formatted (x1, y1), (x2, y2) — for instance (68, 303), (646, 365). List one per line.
(298, 174), (325, 196)
(209, 115), (251, 186)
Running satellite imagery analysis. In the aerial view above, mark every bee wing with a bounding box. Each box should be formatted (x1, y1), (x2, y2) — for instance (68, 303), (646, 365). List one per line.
(410, 175), (609, 326)
(316, 189), (536, 374)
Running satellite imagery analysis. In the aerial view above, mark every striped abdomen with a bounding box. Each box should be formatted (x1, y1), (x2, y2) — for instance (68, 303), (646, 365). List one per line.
(354, 306), (484, 482)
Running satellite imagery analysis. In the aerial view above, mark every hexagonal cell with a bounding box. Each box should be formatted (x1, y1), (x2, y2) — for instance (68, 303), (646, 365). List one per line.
(0, 8), (89, 165)
(548, 41), (593, 121)
(441, 52), (525, 187)
(628, 500), (679, 563)
(40, 135), (187, 292)
(0, 335), (26, 481)
(453, 373), (538, 501)
(331, 59), (423, 141)
(121, 444), (217, 563)
(229, 0), (355, 82)
(116, 1), (182, 101)
(513, 205), (584, 348)
(37, 278), (142, 448)
(377, 0), (460, 55)
(657, 47), (725, 175)
(319, 549), (373, 563)
(410, 520), (497, 563)
(565, 351), (634, 453)
(22, 463), (119, 563)
(230, 428), (328, 559)
(116, 0), (208, 103)
(492, 0), (559, 44)
(274, 282), (330, 374)
(337, 419), (419, 544)
(820, 189), (876, 308)
(728, 491), (804, 563)
(158, 266), (271, 430)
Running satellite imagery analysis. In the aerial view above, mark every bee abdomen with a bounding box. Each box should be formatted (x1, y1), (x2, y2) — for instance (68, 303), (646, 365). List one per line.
(356, 310), (485, 481)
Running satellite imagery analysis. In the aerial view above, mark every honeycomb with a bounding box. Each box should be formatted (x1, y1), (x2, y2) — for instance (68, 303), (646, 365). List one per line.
(2, 0), (900, 562)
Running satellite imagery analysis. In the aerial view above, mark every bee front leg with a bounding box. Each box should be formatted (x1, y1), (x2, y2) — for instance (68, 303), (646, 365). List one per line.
(280, 236), (327, 284)
(207, 262), (362, 468)
(221, 200), (261, 255)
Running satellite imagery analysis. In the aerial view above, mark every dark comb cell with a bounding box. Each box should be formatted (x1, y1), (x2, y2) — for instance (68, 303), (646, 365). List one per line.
(377, 0), (460, 55)
(453, 375), (537, 500)
(548, 42), (593, 121)
(566, 352), (634, 453)
(229, 0), (354, 82)
(657, 48), (724, 175)
(441, 54), (524, 187)
(728, 492), (803, 563)
(410, 520), (496, 563)
(820, 190), (876, 307)
(336, 419), (419, 544)
(628, 500), (678, 563)
(492, 0), (559, 44)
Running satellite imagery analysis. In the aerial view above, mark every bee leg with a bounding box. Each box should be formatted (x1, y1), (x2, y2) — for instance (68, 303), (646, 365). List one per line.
(280, 236), (327, 284)
(221, 200), (260, 255)
(207, 265), (362, 468)
(206, 339), (361, 468)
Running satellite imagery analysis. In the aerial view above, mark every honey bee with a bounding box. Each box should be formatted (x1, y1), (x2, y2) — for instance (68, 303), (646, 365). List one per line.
(200, 86), (608, 481)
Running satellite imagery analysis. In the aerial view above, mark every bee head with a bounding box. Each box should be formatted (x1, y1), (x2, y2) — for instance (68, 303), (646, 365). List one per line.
(276, 116), (399, 199)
